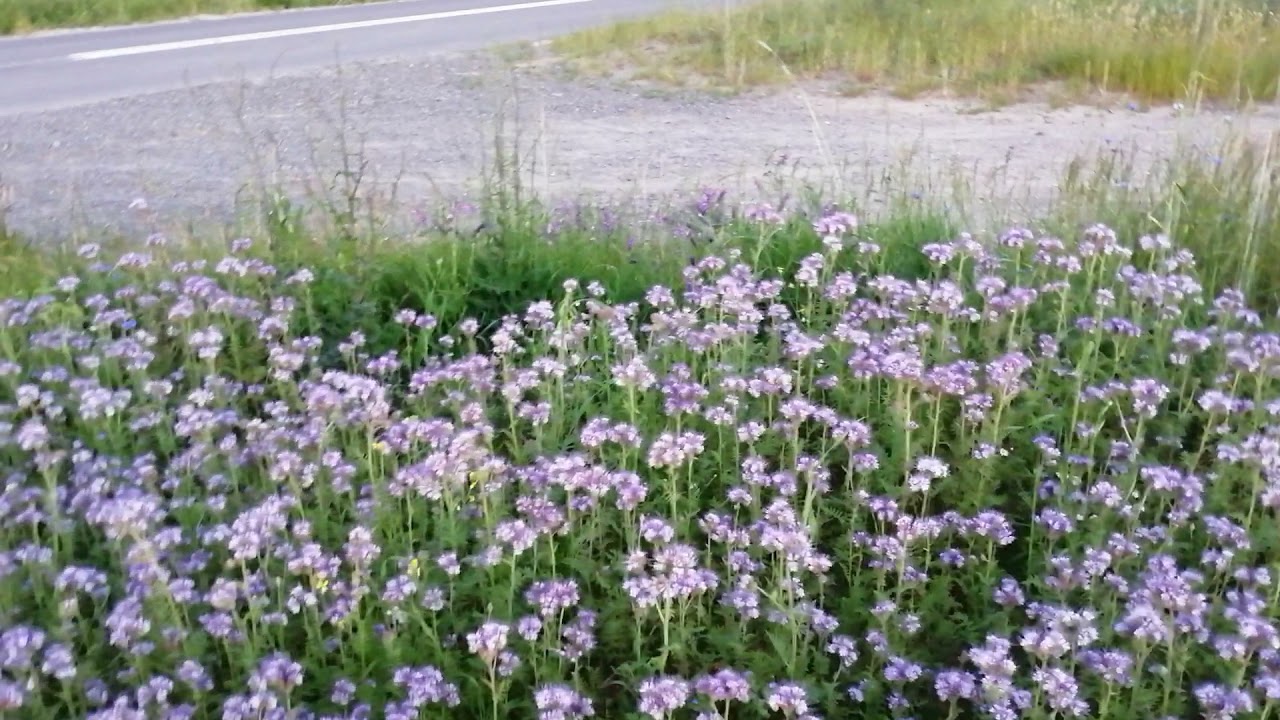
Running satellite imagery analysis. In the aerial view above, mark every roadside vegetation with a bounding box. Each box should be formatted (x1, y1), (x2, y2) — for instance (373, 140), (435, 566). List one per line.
(3, 0), (1280, 717)
(0, 0), (368, 35)
(2, 123), (1280, 717)
(554, 0), (1280, 104)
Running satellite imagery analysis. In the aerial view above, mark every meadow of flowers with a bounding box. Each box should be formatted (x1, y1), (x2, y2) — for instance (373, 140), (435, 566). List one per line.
(1, 206), (1278, 720)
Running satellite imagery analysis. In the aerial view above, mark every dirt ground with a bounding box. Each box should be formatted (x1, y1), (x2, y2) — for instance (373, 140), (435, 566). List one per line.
(1, 47), (1277, 240)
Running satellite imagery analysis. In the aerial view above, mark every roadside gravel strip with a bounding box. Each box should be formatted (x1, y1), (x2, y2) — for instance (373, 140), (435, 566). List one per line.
(1, 49), (1277, 240)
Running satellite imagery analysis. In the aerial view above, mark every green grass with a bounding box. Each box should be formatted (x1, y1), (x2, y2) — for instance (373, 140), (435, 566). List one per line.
(242, 139), (1280, 328)
(3, 129), (1278, 322)
(1044, 130), (1280, 309)
(553, 0), (1280, 104)
(0, 0), (371, 34)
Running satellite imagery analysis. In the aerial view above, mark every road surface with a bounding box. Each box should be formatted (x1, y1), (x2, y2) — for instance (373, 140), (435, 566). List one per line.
(0, 0), (725, 115)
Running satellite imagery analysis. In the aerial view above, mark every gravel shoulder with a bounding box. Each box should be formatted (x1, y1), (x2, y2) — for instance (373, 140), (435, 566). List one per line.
(1, 47), (1277, 241)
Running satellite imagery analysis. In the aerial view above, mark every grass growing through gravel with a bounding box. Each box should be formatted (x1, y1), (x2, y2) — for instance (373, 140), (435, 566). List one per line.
(0, 0), (370, 35)
(1, 133), (1280, 718)
(1053, 131), (1280, 310)
(554, 0), (1280, 104)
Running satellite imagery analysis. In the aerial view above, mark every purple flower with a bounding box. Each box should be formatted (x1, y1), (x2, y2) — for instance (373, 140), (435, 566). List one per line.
(935, 670), (976, 702)
(694, 668), (751, 704)
(612, 357), (657, 391)
(525, 579), (581, 618)
(846, 680), (868, 703)
(392, 665), (460, 708)
(745, 203), (785, 225)
(559, 609), (598, 662)
(993, 577), (1025, 608)
(647, 431), (706, 469)
(0, 680), (25, 710)
(764, 681), (810, 717)
(1128, 377), (1170, 418)
(884, 656), (925, 684)
(467, 621), (511, 666)
(826, 635), (858, 668)
(249, 652), (304, 695)
(0, 626), (45, 671)
(534, 684), (594, 720)
(1032, 667), (1087, 717)
(1194, 683), (1255, 720)
(225, 495), (292, 561)
(331, 678), (357, 706)
(1079, 649), (1134, 686)
(813, 211), (858, 236)
(421, 586), (446, 611)
(1255, 668), (1280, 701)
(104, 595), (151, 652)
(1114, 554), (1208, 643)
(517, 616), (543, 641)
(1034, 509), (1075, 538)
(39, 643), (75, 681)
(639, 515), (676, 545)
(967, 635), (1016, 678)
(985, 352), (1033, 397)
(637, 676), (690, 719)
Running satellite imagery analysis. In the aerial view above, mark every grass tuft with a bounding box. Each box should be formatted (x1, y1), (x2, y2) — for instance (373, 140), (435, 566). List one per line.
(553, 0), (1280, 104)
(1050, 130), (1280, 312)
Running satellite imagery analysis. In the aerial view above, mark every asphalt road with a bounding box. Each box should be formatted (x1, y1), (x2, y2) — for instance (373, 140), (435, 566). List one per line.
(0, 0), (726, 116)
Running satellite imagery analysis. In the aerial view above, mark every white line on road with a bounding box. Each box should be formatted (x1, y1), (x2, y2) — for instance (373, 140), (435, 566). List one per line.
(67, 0), (594, 61)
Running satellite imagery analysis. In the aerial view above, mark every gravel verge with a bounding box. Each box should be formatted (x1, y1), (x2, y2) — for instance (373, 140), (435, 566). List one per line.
(1, 46), (1277, 241)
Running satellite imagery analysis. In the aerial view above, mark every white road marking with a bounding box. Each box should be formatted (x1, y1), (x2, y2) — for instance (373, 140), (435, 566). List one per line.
(67, 0), (593, 61)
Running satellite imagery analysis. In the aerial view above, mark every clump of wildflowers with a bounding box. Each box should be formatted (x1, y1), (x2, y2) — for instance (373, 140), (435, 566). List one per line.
(0, 215), (1277, 720)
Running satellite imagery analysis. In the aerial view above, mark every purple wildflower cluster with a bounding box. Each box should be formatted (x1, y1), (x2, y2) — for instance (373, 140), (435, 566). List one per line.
(0, 213), (1278, 720)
